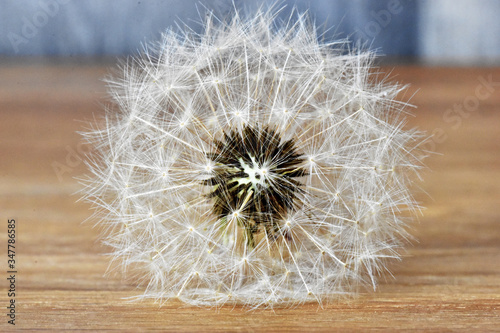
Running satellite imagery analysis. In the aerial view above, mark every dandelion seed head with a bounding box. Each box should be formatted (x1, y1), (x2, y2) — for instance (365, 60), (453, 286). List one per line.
(79, 6), (426, 309)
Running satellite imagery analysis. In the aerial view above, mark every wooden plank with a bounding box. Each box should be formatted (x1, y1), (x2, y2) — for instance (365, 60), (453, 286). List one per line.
(1, 62), (499, 331)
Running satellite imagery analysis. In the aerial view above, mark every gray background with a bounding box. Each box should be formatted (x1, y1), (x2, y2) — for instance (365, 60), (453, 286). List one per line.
(1, 0), (499, 64)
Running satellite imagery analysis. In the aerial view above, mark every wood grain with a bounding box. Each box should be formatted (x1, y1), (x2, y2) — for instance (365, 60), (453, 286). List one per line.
(1, 62), (499, 331)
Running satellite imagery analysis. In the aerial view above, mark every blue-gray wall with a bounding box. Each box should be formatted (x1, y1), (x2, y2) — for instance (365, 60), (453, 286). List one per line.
(0, 0), (499, 64)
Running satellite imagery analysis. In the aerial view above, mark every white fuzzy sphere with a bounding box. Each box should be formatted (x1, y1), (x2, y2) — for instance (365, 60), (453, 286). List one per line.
(80, 7), (425, 308)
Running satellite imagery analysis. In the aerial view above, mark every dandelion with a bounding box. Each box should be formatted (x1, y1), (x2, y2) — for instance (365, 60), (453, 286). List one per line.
(79, 6), (426, 308)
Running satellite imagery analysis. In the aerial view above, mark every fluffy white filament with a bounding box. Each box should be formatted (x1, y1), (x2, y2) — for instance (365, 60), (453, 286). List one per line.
(79, 7), (425, 309)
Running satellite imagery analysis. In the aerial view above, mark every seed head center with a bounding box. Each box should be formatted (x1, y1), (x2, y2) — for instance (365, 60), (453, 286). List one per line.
(203, 125), (307, 246)
(238, 156), (269, 189)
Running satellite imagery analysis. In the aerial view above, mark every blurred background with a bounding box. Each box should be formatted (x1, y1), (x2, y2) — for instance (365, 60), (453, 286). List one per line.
(1, 0), (499, 65)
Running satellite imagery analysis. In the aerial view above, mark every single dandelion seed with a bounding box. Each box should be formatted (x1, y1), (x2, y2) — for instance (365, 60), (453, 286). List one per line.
(79, 6), (426, 309)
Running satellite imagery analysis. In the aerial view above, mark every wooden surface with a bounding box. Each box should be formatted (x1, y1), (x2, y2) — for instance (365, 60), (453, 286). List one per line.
(1, 62), (499, 331)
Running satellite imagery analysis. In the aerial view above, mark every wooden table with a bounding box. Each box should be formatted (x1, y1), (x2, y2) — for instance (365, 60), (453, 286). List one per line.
(1, 62), (499, 331)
